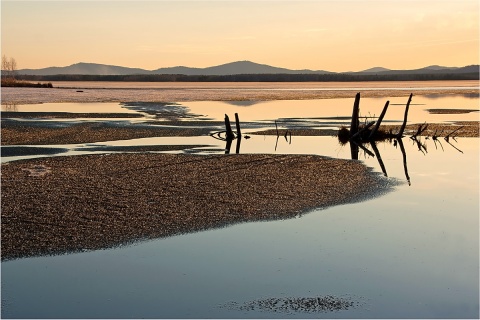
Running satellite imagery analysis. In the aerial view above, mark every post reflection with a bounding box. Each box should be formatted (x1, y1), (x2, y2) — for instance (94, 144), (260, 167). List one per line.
(396, 138), (411, 186)
(370, 141), (388, 177)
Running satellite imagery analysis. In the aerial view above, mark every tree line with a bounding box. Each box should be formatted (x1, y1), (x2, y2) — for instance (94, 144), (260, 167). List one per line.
(15, 72), (478, 82)
(2, 55), (53, 87)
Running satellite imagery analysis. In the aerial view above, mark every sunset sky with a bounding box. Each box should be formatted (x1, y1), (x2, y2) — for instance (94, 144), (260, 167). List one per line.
(2, 0), (479, 72)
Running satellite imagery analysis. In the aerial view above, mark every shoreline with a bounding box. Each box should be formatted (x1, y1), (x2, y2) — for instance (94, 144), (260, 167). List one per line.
(1, 153), (395, 261)
(2, 85), (478, 105)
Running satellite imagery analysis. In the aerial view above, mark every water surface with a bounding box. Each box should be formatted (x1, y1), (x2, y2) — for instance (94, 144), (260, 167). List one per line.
(1, 92), (478, 318)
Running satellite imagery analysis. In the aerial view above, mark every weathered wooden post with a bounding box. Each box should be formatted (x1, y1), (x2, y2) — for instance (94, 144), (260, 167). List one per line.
(350, 92), (361, 137)
(234, 113), (242, 138)
(368, 101), (390, 140)
(224, 114), (235, 140)
(396, 93), (413, 139)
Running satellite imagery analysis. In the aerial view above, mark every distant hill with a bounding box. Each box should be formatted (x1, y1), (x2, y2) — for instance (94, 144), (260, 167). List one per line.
(152, 61), (333, 76)
(361, 67), (391, 73)
(17, 60), (333, 76)
(354, 65), (478, 75)
(17, 62), (152, 76)
(12, 60), (479, 81)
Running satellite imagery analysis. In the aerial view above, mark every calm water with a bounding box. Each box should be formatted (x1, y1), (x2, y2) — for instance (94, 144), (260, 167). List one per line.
(1, 90), (479, 318)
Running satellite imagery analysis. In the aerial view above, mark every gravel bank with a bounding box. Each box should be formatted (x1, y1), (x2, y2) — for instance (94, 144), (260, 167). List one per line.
(1, 153), (393, 261)
(1, 122), (213, 145)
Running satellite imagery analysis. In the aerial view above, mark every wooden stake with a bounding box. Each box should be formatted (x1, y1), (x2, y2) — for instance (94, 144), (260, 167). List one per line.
(396, 93), (413, 139)
(368, 100), (389, 140)
(224, 114), (235, 140)
(350, 92), (361, 137)
(234, 113), (242, 138)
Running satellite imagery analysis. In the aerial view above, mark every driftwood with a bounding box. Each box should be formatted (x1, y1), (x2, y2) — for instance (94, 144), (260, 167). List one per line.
(351, 121), (375, 140)
(368, 101), (389, 139)
(349, 92), (361, 137)
(339, 92), (465, 186)
(341, 93), (414, 143)
(342, 93), (414, 185)
(396, 93), (413, 139)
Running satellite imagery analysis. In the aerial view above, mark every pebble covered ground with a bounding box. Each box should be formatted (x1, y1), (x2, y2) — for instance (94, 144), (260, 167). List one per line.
(1, 153), (392, 261)
(1, 122), (212, 145)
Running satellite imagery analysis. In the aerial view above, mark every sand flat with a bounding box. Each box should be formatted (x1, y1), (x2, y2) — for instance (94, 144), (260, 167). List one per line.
(1, 153), (392, 261)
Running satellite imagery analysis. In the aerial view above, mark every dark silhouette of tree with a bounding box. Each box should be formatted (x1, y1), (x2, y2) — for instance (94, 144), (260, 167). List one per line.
(2, 55), (17, 82)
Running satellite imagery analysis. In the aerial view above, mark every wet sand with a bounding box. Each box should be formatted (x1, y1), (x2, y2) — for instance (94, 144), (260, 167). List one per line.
(1, 153), (392, 261)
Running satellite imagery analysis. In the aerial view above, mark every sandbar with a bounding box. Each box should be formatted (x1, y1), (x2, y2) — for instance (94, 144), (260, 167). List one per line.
(1, 153), (392, 261)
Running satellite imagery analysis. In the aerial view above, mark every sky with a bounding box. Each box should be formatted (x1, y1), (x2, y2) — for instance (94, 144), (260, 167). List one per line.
(1, 0), (479, 72)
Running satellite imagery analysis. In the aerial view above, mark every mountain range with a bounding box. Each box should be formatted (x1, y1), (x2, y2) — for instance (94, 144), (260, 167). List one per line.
(15, 60), (479, 76)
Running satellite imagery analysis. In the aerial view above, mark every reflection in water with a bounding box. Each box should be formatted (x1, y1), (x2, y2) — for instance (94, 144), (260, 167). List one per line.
(412, 136), (428, 154)
(223, 100), (265, 107)
(274, 131), (292, 151)
(2, 103), (17, 111)
(209, 123), (465, 186)
(445, 138), (464, 153)
(370, 141), (387, 177)
(396, 139), (411, 186)
(348, 135), (464, 186)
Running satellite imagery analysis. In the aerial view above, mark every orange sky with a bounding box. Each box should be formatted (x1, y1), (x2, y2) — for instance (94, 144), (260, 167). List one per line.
(2, 0), (479, 72)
